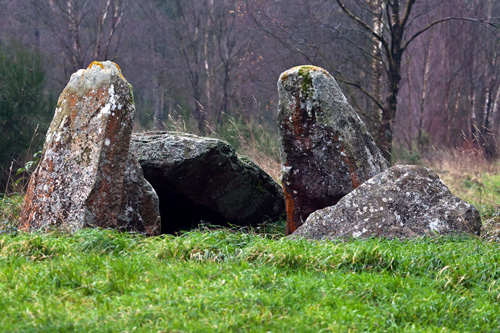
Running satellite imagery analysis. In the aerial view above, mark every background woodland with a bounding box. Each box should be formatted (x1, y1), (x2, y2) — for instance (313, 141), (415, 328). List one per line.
(1, 0), (500, 187)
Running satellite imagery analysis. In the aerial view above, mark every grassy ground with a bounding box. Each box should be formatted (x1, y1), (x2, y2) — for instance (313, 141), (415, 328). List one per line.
(0, 228), (500, 331)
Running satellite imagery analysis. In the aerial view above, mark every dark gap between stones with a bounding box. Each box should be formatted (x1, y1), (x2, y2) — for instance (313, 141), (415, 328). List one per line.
(143, 169), (229, 234)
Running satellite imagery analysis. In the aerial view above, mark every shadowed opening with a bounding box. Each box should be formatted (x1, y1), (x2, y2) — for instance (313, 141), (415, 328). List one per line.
(143, 169), (228, 234)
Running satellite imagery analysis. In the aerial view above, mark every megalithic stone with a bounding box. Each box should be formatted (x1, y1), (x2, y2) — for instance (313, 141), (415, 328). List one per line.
(290, 165), (482, 240)
(20, 61), (161, 235)
(277, 65), (388, 235)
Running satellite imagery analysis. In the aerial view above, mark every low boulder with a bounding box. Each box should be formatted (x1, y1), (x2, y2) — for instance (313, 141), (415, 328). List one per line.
(277, 65), (388, 234)
(20, 61), (161, 235)
(291, 165), (481, 240)
(130, 131), (285, 234)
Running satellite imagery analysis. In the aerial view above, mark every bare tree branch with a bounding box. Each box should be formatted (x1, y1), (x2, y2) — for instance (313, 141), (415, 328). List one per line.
(403, 17), (497, 51)
(400, 0), (415, 29)
(338, 77), (386, 114)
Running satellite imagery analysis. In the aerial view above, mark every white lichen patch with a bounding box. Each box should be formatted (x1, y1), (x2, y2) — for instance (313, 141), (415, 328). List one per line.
(99, 104), (111, 117)
(429, 218), (444, 232)
(108, 84), (117, 111)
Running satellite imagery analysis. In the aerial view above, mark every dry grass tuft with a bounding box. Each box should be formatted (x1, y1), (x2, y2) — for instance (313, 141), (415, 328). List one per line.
(161, 109), (282, 182)
(425, 146), (498, 175)
(424, 147), (500, 241)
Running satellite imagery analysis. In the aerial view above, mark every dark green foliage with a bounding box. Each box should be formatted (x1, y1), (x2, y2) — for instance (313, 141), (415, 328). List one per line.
(154, 0), (180, 19)
(0, 41), (53, 189)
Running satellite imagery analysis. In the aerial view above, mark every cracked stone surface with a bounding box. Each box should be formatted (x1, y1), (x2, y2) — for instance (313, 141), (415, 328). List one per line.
(277, 65), (388, 235)
(20, 61), (161, 235)
(290, 165), (482, 240)
(131, 131), (285, 234)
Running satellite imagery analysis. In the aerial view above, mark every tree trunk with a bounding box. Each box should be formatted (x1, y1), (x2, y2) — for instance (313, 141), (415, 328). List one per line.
(380, 57), (402, 161)
(368, 0), (384, 131)
(418, 28), (435, 152)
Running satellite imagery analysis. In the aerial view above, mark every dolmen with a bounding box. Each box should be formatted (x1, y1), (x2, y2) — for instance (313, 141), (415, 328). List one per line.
(130, 132), (285, 234)
(20, 61), (285, 235)
(18, 61), (481, 239)
(278, 66), (481, 239)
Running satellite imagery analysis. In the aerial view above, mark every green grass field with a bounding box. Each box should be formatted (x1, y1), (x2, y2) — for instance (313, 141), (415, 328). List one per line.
(0, 228), (499, 331)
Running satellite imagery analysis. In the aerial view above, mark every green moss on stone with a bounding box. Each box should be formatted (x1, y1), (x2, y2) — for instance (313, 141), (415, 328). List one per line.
(298, 66), (314, 99)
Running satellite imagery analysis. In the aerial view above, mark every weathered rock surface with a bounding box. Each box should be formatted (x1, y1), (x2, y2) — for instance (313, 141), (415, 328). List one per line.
(291, 165), (481, 240)
(20, 61), (161, 235)
(130, 131), (285, 234)
(277, 65), (388, 235)
(117, 154), (161, 235)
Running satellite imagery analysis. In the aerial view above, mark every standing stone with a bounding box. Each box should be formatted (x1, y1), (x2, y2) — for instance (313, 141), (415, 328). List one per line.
(277, 65), (388, 235)
(20, 61), (161, 235)
(290, 165), (482, 240)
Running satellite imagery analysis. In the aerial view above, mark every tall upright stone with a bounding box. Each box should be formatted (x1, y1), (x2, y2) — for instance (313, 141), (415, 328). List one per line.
(20, 61), (161, 235)
(277, 65), (388, 235)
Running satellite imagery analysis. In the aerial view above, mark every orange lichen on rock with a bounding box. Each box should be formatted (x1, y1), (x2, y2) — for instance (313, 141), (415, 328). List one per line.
(87, 61), (125, 79)
(283, 183), (300, 235)
(88, 61), (105, 70)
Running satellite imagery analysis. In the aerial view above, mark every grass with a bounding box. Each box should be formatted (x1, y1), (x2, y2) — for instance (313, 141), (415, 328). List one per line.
(0, 228), (499, 331)
(426, 151), (500, 241)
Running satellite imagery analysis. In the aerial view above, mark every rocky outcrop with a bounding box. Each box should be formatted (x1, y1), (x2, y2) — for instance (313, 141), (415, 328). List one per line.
(277, 65), (388, 235)
(131, 131), (285, 234)
(20, 61), (161, 235)
(291, 165), (481, 240)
